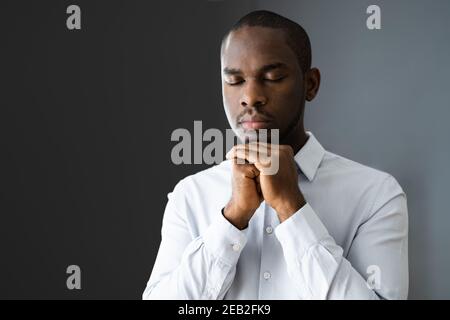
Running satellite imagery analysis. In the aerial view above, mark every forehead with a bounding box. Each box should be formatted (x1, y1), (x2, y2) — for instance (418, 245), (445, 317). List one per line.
(221, 26), (298, 71)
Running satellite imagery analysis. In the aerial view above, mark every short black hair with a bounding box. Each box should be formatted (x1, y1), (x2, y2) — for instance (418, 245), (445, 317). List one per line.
(221, 10), (312, 74)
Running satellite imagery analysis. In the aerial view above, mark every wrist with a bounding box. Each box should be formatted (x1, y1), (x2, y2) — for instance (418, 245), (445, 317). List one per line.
(276, 194), (306, 222)
(223, 201), (254, 230)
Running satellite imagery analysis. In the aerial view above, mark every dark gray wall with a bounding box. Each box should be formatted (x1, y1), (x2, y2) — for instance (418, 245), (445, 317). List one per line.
(1, 0), (449, 299)
(256, 0), (450, 299)
(0, 0), (255, 299)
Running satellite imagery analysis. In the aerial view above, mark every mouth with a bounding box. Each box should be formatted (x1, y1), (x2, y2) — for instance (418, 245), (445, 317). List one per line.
(238, 116), (273, 130)
(239, 120), (272, 130)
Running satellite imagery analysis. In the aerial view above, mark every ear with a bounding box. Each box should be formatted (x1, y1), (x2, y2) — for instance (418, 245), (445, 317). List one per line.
(305, 68), (321, 101)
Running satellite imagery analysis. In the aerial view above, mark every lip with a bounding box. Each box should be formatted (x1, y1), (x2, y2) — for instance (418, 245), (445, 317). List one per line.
(239, 120), (272, 130)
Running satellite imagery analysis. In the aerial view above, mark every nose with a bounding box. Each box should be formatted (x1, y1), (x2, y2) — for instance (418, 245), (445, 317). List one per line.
(239, 80), (267, 108)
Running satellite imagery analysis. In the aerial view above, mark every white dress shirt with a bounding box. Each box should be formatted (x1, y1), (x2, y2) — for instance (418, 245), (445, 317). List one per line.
(143, 132), (408, 300)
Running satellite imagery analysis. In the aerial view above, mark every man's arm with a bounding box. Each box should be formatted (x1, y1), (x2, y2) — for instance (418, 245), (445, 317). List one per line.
(275, 175), (408, 299)
(226, 143), (408, 300)
(142, 183), (248, 300)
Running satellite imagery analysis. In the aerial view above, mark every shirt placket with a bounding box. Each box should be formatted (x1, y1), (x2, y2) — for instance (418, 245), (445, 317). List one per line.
(258, 201), (280, 299)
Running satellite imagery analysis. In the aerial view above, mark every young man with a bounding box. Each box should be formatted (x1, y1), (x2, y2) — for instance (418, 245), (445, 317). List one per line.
(143, 10), (408, 300)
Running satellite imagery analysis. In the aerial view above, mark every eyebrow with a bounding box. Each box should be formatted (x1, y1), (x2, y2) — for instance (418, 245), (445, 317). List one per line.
(223, 62), (287, 75)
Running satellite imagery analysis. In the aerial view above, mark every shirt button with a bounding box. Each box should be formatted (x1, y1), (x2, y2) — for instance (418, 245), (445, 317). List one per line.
(263, 272), (271, 280)
(232, 243), (241, 252)
(265, 226), (273, 234)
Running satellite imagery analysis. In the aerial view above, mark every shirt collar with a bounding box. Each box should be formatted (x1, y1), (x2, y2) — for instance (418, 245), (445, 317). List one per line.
(293, 131), (325, 182)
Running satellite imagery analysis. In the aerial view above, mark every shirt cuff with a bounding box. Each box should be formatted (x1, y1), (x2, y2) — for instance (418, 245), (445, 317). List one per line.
(202, 210), (248, 266)
(275, 202), (329, 260)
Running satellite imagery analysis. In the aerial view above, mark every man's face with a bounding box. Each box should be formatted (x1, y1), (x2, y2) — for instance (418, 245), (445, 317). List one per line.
(221, 26), (306, 142)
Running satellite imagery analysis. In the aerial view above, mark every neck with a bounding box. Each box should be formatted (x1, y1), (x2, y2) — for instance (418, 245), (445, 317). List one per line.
(281, 123), (309, 155)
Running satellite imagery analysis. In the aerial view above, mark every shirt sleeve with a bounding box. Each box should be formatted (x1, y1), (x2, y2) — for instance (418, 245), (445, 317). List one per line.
(274, 174), (409, 300)
(142, 190), (247, 300)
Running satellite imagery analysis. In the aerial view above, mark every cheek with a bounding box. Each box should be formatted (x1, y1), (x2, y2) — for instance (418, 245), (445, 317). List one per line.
(280, 77), (303, 97)
(222, 88), (240, 125)
(222, 85), (237, 100)
(269, 82), (304, 120)
(222, 88), (239, 112)
(222, 87), (231, 106)
(270, 82), (302, 108)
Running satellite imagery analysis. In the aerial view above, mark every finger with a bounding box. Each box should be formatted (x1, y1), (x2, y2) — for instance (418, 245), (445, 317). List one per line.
(231, 158), (259, 171)
(227, 144), (272, 163)
(233, 148), (275, 169)
(228, 148), (251, 165)
(227, 143), (288, 157)
(226, 143), (267, 159)
(232, 159), (260, 179)
(234, 142), (272, 155)
(231, 148), (259, 164)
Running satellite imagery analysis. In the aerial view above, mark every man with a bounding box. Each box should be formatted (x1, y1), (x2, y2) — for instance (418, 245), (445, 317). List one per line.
(143, 10), (408, 300)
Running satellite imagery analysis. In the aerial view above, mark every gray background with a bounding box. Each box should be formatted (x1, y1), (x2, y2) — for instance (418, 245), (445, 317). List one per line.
(0, 0), (449, 299)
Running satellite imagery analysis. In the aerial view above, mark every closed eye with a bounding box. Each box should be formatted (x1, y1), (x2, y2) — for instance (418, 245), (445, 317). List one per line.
(226, 80), (245, 86)
(264, 76), (286, 83)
